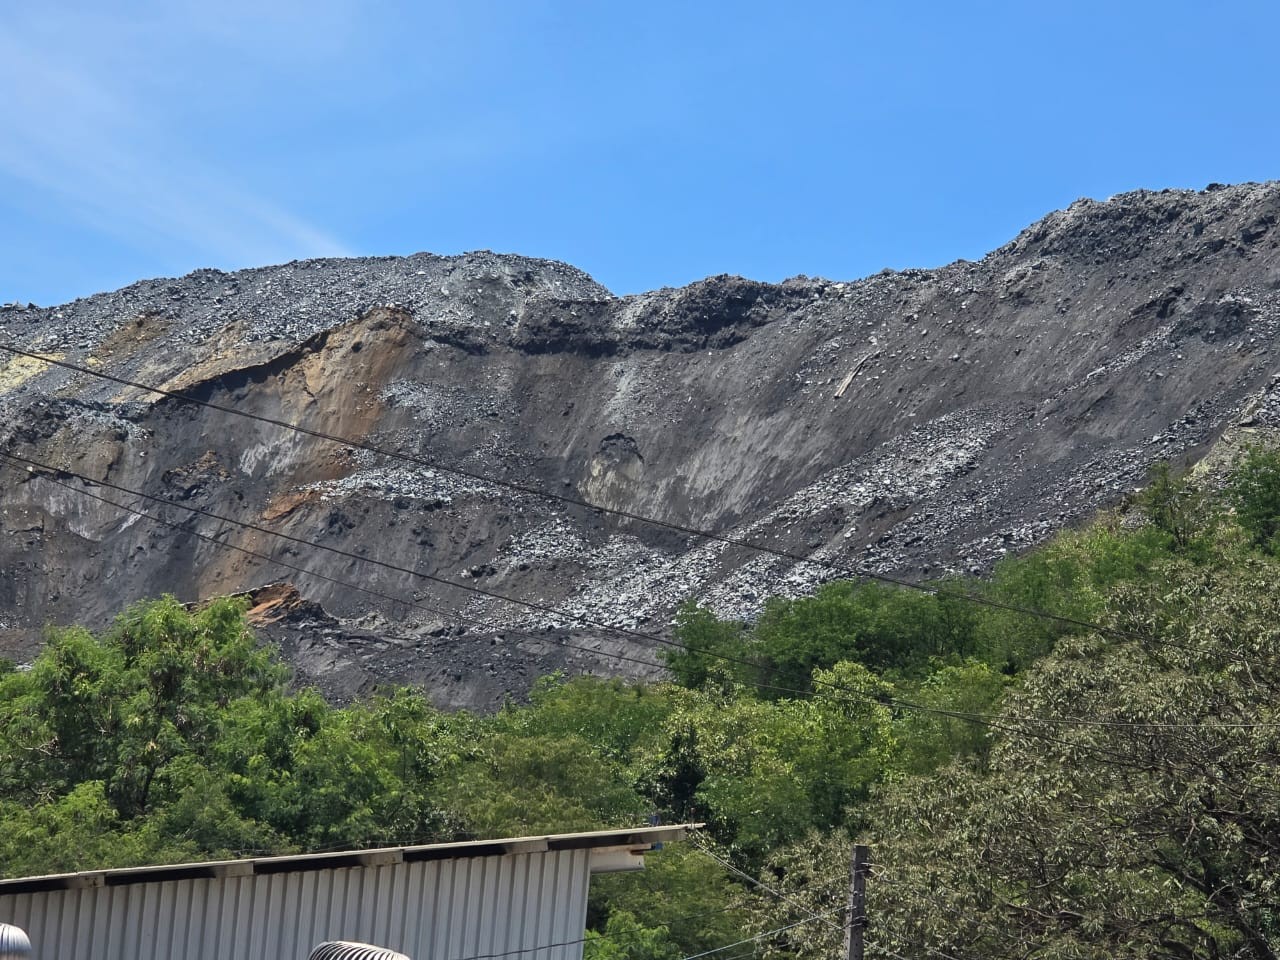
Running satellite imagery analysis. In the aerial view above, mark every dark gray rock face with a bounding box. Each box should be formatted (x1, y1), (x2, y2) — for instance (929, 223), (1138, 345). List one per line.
(3, 185), (1280, 707)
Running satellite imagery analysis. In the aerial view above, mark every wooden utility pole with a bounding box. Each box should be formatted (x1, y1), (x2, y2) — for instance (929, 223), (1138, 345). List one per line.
(844, 844), (869, 960)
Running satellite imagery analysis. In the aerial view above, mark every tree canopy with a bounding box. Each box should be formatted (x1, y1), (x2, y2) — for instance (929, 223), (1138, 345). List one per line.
(3, 451), (1280, 959)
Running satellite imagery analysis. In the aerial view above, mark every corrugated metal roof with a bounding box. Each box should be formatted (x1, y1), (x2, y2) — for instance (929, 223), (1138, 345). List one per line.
(0, 825), (696, 895)
(0, 826), (701, 960)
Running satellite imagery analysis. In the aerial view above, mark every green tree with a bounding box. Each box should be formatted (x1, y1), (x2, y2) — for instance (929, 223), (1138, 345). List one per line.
(215, 688), (466, 849)
(589, 844), (752, 957)
(1135, 460), (1214, 553)
(892, 660), (1009, 774)
(151, 758), (285, 857)
(1227, 443), (1280, 551)
(0, 782), (188, 876)
(638, 663), (897, 865)
(0, 596), (284, 819)
(974, 516), (1174, 671)
(495, 674), (676, 766)
(440, 732), (647, 837)
(105, 596), (285, 817)
(751, 581), (979, 691)
(754, 555), (1280, 960)
(664, 602), (748, 689)
(583, 910), (681, 960)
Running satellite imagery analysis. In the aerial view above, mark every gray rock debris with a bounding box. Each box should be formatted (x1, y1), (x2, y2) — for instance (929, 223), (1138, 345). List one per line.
(2, 183), (1280, 707)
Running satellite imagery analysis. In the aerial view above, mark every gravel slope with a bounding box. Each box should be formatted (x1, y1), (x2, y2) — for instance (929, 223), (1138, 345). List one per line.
(2, 183), (1279, 707)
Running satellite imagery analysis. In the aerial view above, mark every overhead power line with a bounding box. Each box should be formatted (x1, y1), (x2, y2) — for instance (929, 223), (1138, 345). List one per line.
(690, 839), (845, 932)
(4, 452), (1272, 755)
(395, 904), (844, 960)
(0, 451), (775, 663)
(5, 448), (1269, 762)
(12, 450), (1280, 737)
(0, 452), (671, 675)
(0, 342), (1144, 641)
(39, 453), (1057, 777)
(677, 907), (847, 960)
(12, 343), (1266, 676)
(0, 455), (993, 734)
(12, 343), (1274, 678)
(4, 355), (1273, 960)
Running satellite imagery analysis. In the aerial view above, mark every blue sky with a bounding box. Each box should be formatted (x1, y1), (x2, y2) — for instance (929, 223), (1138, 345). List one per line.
(2, 1), (1277, 306)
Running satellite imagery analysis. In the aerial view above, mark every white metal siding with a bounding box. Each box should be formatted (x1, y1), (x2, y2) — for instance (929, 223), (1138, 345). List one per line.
(0, 849), (593, 960)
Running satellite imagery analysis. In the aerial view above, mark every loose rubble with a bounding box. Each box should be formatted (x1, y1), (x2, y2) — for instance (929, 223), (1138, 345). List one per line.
(2, 183), (1280, 708)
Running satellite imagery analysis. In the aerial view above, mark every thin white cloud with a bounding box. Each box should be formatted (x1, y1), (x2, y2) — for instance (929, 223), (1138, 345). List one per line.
(0, 11), (354, 269)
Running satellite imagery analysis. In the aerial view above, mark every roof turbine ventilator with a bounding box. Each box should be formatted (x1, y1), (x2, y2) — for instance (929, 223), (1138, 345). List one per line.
(308, 942), (412, 960)
(0, 924), (31, 959)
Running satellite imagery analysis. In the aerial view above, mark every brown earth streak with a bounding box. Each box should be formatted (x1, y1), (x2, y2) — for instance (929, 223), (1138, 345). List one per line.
(2, 183), (1280, 708)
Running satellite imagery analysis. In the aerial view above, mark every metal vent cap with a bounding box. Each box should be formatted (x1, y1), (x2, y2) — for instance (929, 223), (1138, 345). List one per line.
(308, 941), (411, 960)
(0, 924), (32, 959)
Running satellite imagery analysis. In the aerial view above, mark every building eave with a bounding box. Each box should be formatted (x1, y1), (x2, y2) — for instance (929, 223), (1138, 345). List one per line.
(0, 824), (701, 895)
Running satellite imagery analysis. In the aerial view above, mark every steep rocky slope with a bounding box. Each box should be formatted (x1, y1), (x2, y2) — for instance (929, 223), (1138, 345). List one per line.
(2, 182), (1279, 707)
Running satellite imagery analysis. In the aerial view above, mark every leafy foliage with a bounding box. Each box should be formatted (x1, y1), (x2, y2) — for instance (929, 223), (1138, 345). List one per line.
(766, 560), (1280, 959)
(1135, 459), (1216, 553)
(583, 910), (681, 960)
(1228, 442), (1280, 551)
(6, 450), (1280, 958)
(588, 844), (749, 956)
(747, 461), (1280, 960)
(663, 602), (747, 690)
(638, 662), (896, 864)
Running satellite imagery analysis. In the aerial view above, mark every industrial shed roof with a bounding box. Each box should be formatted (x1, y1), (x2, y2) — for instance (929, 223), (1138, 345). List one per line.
(0, 824), (697, 895)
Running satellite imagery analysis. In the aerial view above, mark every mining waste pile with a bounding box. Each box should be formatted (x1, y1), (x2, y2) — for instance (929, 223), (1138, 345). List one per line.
(2, 182), (1279, 708)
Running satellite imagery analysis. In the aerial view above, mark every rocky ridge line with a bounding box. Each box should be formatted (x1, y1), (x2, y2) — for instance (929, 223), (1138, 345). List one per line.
(2, 182), (1279, 707)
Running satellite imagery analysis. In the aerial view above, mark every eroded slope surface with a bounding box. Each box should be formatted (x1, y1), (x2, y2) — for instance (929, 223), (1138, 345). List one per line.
(3, 184), (1280, 707)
